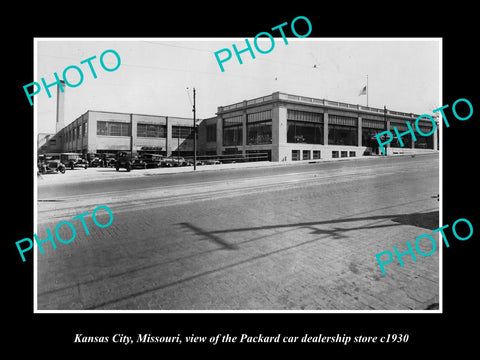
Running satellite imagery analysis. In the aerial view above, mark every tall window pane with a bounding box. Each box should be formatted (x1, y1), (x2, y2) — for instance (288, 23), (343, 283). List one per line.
(390, 123), (412, 148)
(223, 116), (243, 146)
(328, 124), (357, 145)
(206, 124), (216, 142)
(247, 120), (272, 144)
(287, 120), (323, 144)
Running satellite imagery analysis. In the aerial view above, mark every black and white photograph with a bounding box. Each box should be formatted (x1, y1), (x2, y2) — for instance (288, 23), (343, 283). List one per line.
(6, 7), (478, 355)
(34, 38), (441, 311)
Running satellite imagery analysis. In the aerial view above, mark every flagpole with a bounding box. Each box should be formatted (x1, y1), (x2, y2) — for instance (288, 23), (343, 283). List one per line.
(366, 74), (369, 107)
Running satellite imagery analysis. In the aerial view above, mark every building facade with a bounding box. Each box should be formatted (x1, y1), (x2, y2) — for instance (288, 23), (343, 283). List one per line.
(40, 92), (438, 162)
(40, 110), (195, 157)
(197, 92), (438, 162)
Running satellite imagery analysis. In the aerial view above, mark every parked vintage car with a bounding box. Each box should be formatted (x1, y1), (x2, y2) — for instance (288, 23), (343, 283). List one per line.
(170, 156), (188, 167)
(38, 156), (66, 174)
(87, 152), (113, 167)
(105, 156), (117, 168)
(115, 152), (133, 172)
(60, 153), (88, 170)
(90, 157), (103, 167)
(187, 159), (205, 166)
(86, 153), (100, 167)
(160, 157), (175, 167)
(100, 153), (118, 168)
(131, 158), (148, 169)
(140, 153), (164, 168)
(203, 159), (221, 165)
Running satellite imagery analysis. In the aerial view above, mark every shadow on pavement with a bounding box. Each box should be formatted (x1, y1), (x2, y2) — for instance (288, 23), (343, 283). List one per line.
(390, 211), (439, 230)
(207, 210), (440, 236)
(39, 209), (439, 310)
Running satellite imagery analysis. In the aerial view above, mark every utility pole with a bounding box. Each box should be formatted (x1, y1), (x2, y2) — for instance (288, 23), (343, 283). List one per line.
(193, 87), (197, 171)
(383, 105), (387, 156)
(130, 113), (133, 156)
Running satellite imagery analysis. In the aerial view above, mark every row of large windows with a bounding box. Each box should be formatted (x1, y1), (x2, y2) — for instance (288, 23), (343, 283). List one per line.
(220, 110), (435, 148)
(172, 126), (194, 139)
(328, 115), (357, 127)
(65, 122), (87, 143)
(287, 121), (357, 146)
(223, 118), (360, 146)
(292, 149), (357, 161)
(97, 121), (131, 137)
(288, 109), (323, 123)
(137, 124), (166, 138)
(389, 134), (434, 149)
(292, 149), (322, 161)
(96, 121), (193, 138)
(248, 110), (272, 122)
(92, 114), (434, 149)
(224, 111), (275, 146)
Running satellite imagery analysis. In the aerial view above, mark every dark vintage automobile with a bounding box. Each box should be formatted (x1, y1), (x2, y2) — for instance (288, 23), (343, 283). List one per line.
(60, 153), (88, 170)
(90, 157), (103, 167)
(169, 156), (188, 167)
(160, 157), (175, 167)
(87, 152), (113, 167)
(131, 158), (148, 169)
(187, 159), (204, 166)
(86, 153), (101, 167)
(99, 153), (118, 167)
(115, 152), (133, 172)
(104, 156), (117, 168)
(140, 153), (164, 168)
(38, 155), (66, 174)
(203, 159), (221, 165)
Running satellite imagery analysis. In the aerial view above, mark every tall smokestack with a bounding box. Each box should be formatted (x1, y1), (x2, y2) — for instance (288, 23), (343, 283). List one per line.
(56, 80), (65, 134)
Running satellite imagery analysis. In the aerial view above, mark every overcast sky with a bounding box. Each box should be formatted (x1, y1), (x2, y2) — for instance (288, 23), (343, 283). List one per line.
(35, 38), (440, 134)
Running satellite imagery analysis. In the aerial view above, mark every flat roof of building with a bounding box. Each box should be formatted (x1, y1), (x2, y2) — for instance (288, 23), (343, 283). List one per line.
(217, 91), (434, 121)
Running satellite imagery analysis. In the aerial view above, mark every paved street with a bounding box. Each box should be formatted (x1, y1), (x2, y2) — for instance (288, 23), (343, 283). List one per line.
(36, 154), (440, 311)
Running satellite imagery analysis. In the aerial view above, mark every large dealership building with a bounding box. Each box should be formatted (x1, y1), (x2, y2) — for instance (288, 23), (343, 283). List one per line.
(197, 92), (438, 162)
(39, 91), (438, 162)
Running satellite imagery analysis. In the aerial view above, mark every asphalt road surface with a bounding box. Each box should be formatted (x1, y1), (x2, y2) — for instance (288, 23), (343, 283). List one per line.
(36, 154), (440, 311)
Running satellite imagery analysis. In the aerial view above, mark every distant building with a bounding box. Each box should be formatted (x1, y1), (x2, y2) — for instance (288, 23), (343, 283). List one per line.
(197, 91), (438, 162)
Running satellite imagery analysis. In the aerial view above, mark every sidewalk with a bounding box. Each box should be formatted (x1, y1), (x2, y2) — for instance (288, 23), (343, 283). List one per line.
(36, 161), (281, 185)
(36, 152), (437, 186)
